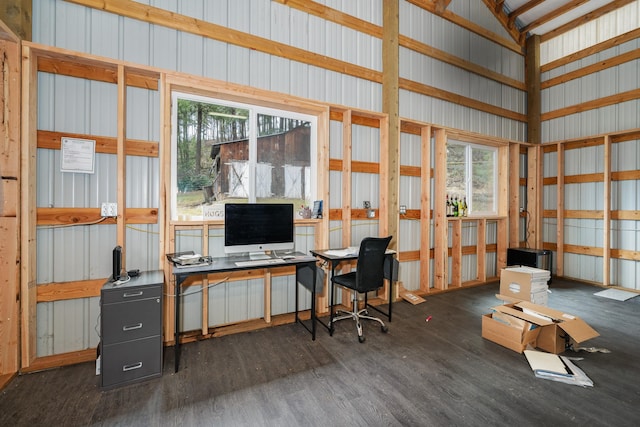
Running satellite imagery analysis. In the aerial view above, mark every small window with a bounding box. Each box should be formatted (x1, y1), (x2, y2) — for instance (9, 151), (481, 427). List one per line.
(446, 141), (497, 215)
(171, 93), (317, 221)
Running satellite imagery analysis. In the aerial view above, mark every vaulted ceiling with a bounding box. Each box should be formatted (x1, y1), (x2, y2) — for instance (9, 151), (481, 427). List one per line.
(438, 0), (638, 45)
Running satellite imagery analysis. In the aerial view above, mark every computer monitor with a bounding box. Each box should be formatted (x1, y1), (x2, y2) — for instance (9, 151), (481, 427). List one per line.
(224, 203), (294, 259)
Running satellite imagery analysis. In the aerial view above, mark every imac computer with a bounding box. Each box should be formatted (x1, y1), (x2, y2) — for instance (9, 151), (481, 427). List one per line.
(224, 203), (294, 259)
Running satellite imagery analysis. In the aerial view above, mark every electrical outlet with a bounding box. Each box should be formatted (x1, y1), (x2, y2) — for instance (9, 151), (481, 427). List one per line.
(399, 205), (407, 215)
(101, 202), (118, 217)
(367, 209), (375, 218)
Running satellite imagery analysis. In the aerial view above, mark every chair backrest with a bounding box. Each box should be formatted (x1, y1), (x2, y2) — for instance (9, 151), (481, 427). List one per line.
(354, 236), (392, 293)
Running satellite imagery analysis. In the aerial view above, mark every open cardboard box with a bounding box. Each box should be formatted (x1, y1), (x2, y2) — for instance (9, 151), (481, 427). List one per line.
(482, 301), (599, 354)
(482, 303), (552, 353)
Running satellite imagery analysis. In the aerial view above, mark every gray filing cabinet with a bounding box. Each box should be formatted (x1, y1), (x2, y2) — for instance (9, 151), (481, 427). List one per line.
(100, 270), (164, 389)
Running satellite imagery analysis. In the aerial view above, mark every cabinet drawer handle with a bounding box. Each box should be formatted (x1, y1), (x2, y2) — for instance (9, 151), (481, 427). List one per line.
(122, 323), (143, 331)
(122, 291), (143, 298)
(122, 362), (143, 372)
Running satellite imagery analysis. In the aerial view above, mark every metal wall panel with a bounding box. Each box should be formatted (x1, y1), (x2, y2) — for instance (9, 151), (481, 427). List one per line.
(33, 0), (524, 139)
(543, 218), (557, 246)
(36, 298), (101, 357)
(541, 11), (640, 142)
(540, 2), (639, 65)
(403, 1), (525, 140)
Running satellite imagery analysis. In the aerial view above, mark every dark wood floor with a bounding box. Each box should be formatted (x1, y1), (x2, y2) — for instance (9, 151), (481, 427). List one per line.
(2, 278), (639, 426)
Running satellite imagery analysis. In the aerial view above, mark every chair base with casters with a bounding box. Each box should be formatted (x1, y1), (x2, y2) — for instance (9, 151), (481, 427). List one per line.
(329, 236), (393, 343)
(331, 284), (388, 343)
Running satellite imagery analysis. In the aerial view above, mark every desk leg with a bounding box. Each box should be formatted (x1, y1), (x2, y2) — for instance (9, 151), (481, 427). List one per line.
(329, 262), (337, 336)
(295, 269), (300, 323)
(388, 256), (393, 321)
(311, 287), (316, 340)
(295, 262), (317, 340)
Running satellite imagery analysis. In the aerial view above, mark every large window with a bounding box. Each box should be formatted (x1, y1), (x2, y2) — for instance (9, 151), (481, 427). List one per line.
(446, 141), (497, 215)
(171, 93), (316, 221)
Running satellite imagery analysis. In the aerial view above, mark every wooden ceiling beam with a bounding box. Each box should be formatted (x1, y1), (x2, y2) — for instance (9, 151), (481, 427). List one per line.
(433, 0), (452, 14)
(407, 0), (523, 54)
(480, 0), (524, 45)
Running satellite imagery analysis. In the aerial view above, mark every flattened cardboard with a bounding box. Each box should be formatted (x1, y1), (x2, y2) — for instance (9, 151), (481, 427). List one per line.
(400, 291), (426, 305)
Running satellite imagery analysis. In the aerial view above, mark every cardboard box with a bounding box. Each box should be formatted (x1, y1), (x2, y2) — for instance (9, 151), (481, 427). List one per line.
(498, 267), (549, 305)
(482, 301), (599, 354)
(516, 301), (600, 354)
(481, 304), (552, 353)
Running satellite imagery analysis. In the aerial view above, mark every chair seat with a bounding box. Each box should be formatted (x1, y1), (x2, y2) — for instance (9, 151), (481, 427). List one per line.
(332, 271), (356, 289)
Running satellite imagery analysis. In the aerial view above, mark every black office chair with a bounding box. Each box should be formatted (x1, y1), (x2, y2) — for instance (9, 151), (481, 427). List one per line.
(330, 236), (392, 343)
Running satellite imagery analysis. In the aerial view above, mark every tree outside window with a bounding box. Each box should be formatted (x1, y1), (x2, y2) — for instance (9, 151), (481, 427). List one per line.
(171, 94), (315, 220)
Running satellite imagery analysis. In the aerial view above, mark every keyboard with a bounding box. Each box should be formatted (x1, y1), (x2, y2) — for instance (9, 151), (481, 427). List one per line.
(235, 258), (286, 267)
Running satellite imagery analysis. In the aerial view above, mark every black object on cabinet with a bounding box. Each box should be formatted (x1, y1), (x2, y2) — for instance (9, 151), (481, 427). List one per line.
(100, 270), (163, 389)
(507, 248), (552, 281)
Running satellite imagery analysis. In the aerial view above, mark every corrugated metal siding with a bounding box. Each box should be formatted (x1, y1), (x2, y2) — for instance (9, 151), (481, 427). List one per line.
(541, 37), (640, 142)
(399, 1), (526, 140)
(540, 2), (640, 65)
(36, 298), (101, 357)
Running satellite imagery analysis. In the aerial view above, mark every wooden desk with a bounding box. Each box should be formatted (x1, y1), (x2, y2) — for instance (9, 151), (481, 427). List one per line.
(171, 253), (318, 372)
(310, 249), (396, 335)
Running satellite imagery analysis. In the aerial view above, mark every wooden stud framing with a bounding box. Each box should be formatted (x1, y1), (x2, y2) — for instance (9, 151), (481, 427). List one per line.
(378, 112), (393, 301)
(526, 35), (541, 145)
(603, 136), (611, 287)
(419, 125), (432, 293)
(161, 75), (173, 342)
(313, 106), (331, 314)
(556, 143), (565, 277)
(433, 128), (448, 290)
(526, 145), (542, 249)
(340, 110), (353, 308)
(201, 225), (210, 334)
(116, 65), (127, 267)
(477, 219), (487, 282)
(508, 143), (521, 247)
(382, 0), (399, 252)
(451, 219), (462, 287)
(0, 23), (20, 382)
(20, 43), (37, 369)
